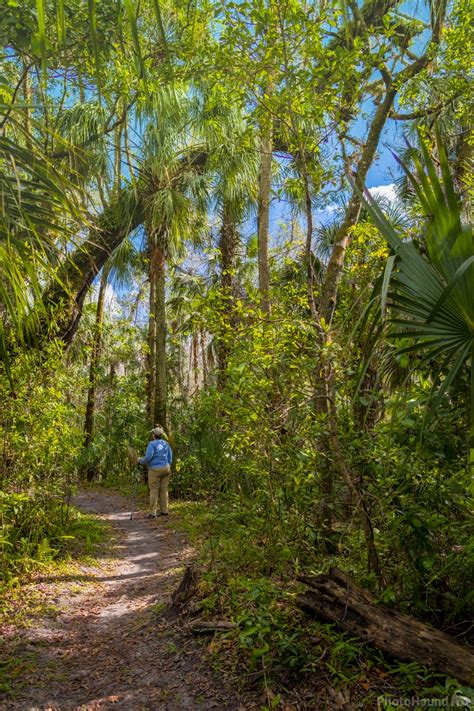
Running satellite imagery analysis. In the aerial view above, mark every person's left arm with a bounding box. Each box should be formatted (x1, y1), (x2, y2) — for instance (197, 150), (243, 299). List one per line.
(167, 443), (173, 466)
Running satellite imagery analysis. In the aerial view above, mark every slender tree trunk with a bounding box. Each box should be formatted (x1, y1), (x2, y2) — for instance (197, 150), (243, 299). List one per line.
(200, 329), (208, 388)
(82, 267), (108, 481)
(177, 340), (185, 399)
(22, 61), (32, 150)
(192, 331), (199, 388)
(186, 336), (192, 394)
(314, 89), (396, 539)
(153, 245), (167, 429)
(217, 203), (240, 388)
(303, 172), (317, 319)
(319, 89), (396, 326)
(257, 115), (273, 315)
(326, 370), (384, 584)
(113, 122), (122, 195)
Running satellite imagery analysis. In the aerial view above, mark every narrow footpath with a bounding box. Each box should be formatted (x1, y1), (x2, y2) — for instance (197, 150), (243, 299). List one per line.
(1, 490), (245, 710)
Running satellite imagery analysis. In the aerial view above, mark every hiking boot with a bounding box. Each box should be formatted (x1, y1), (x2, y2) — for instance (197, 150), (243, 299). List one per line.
(146, 513), (157, 519)
(160, 512), (169, 517)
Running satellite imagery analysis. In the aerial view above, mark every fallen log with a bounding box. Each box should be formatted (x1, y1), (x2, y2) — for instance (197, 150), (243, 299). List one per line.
(297, 568), (474, 686)
(188, 620), (236, 634)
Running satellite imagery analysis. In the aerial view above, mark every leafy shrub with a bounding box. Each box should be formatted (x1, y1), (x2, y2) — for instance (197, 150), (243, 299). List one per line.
(0, 490), (104, 582)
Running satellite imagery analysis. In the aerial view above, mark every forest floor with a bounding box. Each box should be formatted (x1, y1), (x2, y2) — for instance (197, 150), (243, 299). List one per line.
(0, 489), (252, 710)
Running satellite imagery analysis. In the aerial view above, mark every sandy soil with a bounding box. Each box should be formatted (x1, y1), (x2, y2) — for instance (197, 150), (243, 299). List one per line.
(1, 489), (246, 710)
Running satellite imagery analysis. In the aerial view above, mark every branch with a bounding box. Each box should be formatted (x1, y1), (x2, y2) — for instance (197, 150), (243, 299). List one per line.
(394, 0), (446, 85)
(0, 63), (33, 131)
(390, 92), (462, 120)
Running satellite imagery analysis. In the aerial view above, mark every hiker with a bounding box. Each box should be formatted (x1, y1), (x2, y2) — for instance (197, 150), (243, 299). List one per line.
(139, 426), (173, 519)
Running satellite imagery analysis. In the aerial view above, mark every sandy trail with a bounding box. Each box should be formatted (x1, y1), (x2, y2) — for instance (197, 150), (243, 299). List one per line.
(1, 489), (243, 710)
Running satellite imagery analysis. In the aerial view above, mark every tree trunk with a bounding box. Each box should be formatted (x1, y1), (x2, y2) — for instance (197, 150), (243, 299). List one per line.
(217, 203), (240, 388)
(192, 331), (199, 388)
(303, 172), (317, 319)
(298, 568), (474, 686)
(257, 113), (273, 315)
(82, 267), (108, 481)
(200, 329), (208, 388)
(42, 189), (143, 345)
(153, 245), (167, 429)
(319, 89), (397, 327)
(178, 339), (185, 399)
(313, 89), (396, 547)
(220, 203), (240, 296)
(311, 0), (446, 549)
(326, 370), (383, 583)
(22, 61), (32, 150)
(147, 229), (157, 426)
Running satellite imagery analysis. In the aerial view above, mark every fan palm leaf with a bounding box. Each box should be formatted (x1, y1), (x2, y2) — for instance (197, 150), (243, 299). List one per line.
(0, 106), (85, 370)
(362, 126), (474, 481)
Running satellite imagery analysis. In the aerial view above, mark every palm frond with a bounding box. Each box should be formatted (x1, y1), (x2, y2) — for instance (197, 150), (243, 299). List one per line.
(360, 126), (473, 470)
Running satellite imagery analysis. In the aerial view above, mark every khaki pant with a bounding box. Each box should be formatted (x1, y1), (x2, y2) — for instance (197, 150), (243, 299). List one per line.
(148, 466), (171, 515)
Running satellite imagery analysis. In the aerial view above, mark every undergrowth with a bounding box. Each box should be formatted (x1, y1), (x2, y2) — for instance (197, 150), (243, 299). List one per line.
(0, 496), (109, 698)
(0, 494), (109, 633)
(172, 499), (474, 710)
(0, 491), (107, 585)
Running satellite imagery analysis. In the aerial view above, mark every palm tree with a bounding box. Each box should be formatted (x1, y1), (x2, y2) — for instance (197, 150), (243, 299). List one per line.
(138, 95), (209, 428)
(0, 103), (84, 381)
(363, 127), (474, 481)
(200, 99), (259, 382)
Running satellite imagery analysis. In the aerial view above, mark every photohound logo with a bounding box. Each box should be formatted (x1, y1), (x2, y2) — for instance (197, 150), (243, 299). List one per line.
(377, 693), (472, 708)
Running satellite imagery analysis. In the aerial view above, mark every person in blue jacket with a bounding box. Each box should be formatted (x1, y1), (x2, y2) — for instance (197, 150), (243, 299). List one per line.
(139, 426), (173, 518)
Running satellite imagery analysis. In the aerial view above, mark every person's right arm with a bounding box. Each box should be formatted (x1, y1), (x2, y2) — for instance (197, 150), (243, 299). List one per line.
(139, 442), (154, 466)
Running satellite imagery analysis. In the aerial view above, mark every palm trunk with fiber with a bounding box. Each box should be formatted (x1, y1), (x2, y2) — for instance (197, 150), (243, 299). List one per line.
(146, 228), (157, 426)
(153, 243), (167, 430)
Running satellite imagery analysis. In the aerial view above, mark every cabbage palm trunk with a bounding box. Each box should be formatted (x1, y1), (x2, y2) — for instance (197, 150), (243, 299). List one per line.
(146, 224), (168, 430)
(154, 243), (167, 429)
(146, 229), (157, 426)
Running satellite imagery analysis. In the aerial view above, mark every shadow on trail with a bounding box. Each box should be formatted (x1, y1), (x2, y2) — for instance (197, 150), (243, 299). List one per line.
(2, 489), (242, 711)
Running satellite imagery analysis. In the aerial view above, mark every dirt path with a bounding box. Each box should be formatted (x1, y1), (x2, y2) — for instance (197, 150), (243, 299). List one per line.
(1, 490), (245, 710)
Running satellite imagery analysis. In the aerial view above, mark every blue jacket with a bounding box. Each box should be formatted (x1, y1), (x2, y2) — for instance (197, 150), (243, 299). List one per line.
(140, 438), (173, 469)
